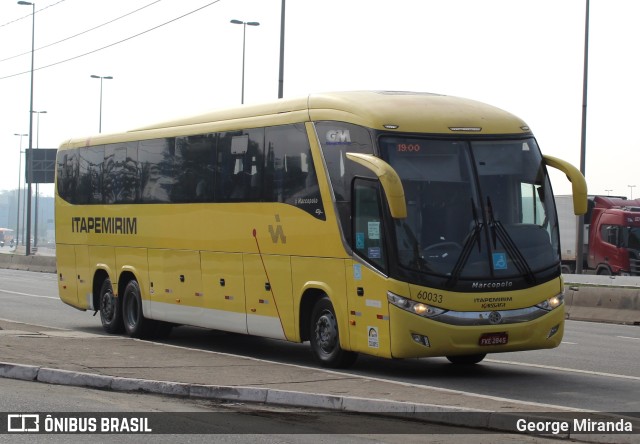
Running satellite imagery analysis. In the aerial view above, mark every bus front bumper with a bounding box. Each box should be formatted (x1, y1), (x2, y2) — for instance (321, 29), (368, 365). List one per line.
(389, 304), (565, 359)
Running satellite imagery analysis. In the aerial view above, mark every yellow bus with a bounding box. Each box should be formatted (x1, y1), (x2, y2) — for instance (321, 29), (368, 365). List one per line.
(55, 91), (586, 368)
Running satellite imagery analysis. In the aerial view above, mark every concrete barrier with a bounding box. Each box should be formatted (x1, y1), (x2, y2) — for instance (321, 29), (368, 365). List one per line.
(0, 253), (56, 273)
(563, 274), (640, 325)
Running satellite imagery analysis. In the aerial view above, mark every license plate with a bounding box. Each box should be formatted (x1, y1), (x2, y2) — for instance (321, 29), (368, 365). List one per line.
(479, 332), (508, 346)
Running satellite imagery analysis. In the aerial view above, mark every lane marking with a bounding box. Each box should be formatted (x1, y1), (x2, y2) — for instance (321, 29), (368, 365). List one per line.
(561, 341), (577, 345)
(486, 359), (640, 381)
(0, 289), (58, 300)
(617, 336), (640, 341)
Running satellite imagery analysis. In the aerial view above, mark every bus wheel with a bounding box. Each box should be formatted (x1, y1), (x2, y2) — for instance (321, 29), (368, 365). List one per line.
(309, 297), (357, 369)
(122, 280), (155, 339)
(446, 354), (486, 365)
(99, 278), (124, 334)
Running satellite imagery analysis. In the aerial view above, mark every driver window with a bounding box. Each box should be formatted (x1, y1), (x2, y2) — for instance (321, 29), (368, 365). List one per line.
(602, 225), (620, 246)
(353, 179), (386, 271)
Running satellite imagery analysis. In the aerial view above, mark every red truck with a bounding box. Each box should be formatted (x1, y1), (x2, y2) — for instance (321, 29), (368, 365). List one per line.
(557, 195), (640, 275)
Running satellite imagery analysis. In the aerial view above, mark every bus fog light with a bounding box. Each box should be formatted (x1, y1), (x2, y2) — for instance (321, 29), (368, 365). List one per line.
(411, 333), (430, 347)
(547, 324), (560, 339)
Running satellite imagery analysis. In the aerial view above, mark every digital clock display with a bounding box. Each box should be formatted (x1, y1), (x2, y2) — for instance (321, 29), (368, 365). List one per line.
(396, 143), (422, 153)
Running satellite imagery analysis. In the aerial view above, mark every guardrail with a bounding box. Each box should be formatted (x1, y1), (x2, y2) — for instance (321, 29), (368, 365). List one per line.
(0, 255), (638, 325)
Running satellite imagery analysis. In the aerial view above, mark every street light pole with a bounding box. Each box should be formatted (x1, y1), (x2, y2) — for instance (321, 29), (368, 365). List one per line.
(629, 185), (636, 200)
(230, 19), (260, 104)
(278, 0), (286, 99)
(32, 110), (46, 247)
(33, 110), (46, 148)
(18, 0), (35, 256)
(13, 133), (28, 248)
(575, 0), (589, 274)
(90, 74), (113, 133)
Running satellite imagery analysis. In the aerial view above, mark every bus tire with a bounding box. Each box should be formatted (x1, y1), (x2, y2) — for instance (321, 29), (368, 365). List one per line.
(99, 278), (124, 334)
(122, 280), (156, 339)
(446, 354), (486, 365)
(309, 297), (357, 369)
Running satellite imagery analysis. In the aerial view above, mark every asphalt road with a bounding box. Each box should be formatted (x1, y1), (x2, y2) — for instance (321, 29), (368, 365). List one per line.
(1, 268), (639, 413)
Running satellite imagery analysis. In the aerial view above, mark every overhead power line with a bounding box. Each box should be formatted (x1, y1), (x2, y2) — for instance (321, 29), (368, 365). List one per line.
(0, 0), (66, 29)
(0, 0), (163, 64)
(0, 0), (222, 80)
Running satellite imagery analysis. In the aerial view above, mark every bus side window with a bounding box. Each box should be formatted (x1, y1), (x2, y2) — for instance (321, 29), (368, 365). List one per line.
(353, 179), (387, 271)
(56, 151), (79, 204)
(86, 146), (105, 203)
(139, 138), (174, 203)
(173, 135), (216, 202)
(216, 131), (243, 201)
(315, 121), (376, 237)
(103, 143), (139, 204)
(215, 129), (264, 202)
(265, 124), (325, 219)
(265, 125), (302, 203)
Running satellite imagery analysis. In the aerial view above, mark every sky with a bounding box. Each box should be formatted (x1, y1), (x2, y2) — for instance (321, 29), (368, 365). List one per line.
(1, 0), (638, 199)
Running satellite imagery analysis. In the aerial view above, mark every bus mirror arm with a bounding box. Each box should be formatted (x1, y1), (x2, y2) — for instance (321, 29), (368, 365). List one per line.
(346, 153), (407, 219)
(543, 155), (588, 215)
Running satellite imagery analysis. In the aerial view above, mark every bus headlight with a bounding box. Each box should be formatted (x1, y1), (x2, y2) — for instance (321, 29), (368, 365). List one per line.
(536, 293), (564, 311)
(387, 291), (446, 318)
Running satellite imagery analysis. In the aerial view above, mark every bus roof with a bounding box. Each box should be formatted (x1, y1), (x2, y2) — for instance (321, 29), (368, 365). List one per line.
(60, 91), (531, 148)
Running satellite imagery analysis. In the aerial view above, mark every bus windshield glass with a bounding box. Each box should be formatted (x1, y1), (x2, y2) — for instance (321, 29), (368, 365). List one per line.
(379, 136), (559, 283)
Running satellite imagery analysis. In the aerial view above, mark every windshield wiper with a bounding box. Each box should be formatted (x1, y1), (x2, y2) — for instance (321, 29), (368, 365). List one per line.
(398, 221), (432, 272)
(486, 197), (536, 284)
(446, 199), (483, 288)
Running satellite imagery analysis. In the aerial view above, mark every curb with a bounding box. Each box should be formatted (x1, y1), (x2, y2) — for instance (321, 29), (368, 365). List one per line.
(0, 360), (475, 415)
(1, 361), (637, 442)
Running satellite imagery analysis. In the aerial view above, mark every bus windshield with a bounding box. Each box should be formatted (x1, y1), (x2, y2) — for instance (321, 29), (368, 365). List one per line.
(379, 136), (559, 284)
